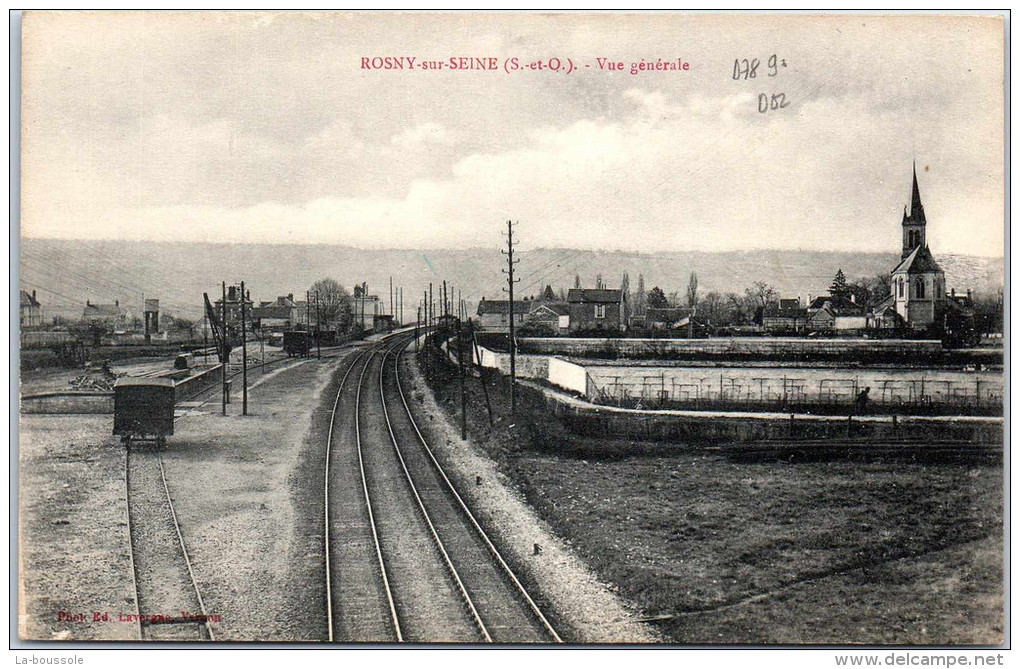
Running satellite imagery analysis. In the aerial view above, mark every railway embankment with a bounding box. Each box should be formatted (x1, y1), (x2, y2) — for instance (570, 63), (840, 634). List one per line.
(404, 344), (661, 643)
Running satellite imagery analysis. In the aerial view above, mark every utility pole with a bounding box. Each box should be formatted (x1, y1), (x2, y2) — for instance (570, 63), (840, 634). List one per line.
(306, 290), (311, 331)
(221, 281), (227, 416)
(315, 290), (321, 359)
(501, 220), (520, 415)
(429, 282), (434, 335)
(241, 281), (248, 416)
(389, 276), (393, 321)
(399, 286), (403, 325)
(458, 307), (466, 439)
(415, 305), (420, 354)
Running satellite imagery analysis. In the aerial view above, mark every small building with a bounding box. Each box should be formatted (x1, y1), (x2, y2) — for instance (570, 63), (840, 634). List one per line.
(20, 289), (42, 329)
(527, 302), (570, 334)
(213, 285), (254, 330)
(252, 294), (300, 331)
(373, 313), (395, 332)
(762, 301), (808, 333)
(351, 295), (380, 330)
(476, 298), (531, 332)
(566, 288), (626, 333)
(83, 299), (128, 329)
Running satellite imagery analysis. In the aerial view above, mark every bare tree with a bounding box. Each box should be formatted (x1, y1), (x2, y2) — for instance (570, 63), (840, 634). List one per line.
(700, 291), (725, 325)
(309, 278), (353, 332)
(746, 281), (777, 309)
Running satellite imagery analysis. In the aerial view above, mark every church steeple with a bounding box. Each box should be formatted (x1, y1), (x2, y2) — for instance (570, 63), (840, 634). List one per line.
(902, 162), (927, 258)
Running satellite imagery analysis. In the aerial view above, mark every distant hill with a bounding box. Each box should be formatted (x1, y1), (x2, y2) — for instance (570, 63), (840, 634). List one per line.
(18, 238), (1004, 322)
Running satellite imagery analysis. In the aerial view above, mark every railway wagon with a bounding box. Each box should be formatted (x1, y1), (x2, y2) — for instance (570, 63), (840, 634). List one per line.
(113, 377), (176, 447)
(283, 330), (311, 357)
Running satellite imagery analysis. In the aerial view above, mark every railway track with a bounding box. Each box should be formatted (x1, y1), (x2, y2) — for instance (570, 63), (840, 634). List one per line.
(324, 332), (561, 643)
(121, 342), (351, 641)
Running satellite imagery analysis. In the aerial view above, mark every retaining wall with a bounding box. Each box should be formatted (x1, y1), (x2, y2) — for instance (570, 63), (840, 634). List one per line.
(20, 391), (114, 414)
(174, 364), (223, 402)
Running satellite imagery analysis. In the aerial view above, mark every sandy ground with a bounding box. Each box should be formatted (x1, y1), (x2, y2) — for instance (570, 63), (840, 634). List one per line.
(18, 350), (352, 642)
(399, 348), (661, 643)
(18, 415), (137, 640)
(159, 354), (343, 641)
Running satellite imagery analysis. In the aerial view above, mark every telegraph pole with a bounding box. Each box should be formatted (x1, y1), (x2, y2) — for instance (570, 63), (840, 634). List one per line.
(458, 305), (466, 440)
(221, 281), (227, 416)
(501, 220), (520, 414)
(241, 281), (248, 416)
(315, 290), (321, 359)
(429, 282), (434, 334)
(399, 287), (403, 325)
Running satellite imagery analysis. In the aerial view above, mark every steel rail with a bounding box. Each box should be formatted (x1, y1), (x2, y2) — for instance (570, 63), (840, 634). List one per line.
(354, 344), (404, 641)
(322, 346), (372, 642)
(392, 336), (563, 643)
(156, 452), (216, 641)
(377, 341), (492, 642)
(122, 448), (144, 640)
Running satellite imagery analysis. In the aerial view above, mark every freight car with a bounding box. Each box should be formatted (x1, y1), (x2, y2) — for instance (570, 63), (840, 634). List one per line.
(283, 330), (311, 357)
(113, 377), (175, 447)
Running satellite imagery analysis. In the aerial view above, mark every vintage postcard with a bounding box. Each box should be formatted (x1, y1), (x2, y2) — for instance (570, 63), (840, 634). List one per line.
(15, 11), (1005, 650)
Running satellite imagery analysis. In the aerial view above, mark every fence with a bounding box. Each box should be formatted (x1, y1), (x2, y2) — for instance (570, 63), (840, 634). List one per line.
(583, 367), (1003, 414)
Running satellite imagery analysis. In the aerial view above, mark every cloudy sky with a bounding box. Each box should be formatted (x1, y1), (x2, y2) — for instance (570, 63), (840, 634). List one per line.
(21, 12), (1004, 256)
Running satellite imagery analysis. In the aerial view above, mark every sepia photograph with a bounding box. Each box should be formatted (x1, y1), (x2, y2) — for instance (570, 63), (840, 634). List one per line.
(13, 10), (1006, 650)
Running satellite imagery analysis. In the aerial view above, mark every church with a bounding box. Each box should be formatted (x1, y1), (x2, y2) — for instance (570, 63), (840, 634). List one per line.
(889, 164), (947, 329)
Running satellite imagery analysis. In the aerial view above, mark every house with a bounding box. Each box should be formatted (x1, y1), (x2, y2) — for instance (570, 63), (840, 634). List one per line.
(83, 299), (128, 329)
(252, 294), (300, 331)
(213, 285), (254, 330)
(566, 288), (626, 333)
(890, 165), (947, 329)
(351, 295), (380, 331)
(20, 289), (42, 328)
(374, 313), (395, 332)
(762, 301), (808, 333)
(805, 295), (867, 332)
(526, 302), (569, 334)
(476, 298), (531, 332)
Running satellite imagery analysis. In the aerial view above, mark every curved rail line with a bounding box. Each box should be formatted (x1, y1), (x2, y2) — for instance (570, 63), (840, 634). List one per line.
(353, 344), (404, 640)
(377, 342), (492, 642)
(389, 336), (563, 643)
(323, 344), (396, 641)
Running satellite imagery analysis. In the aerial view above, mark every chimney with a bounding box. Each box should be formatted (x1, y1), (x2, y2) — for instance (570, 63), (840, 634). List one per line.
(288, 293), (294, 302)
(951, 288), (956, 298)
(86, 299), (91, 307)
(967, 289), (972, 302)
(32, 290), (36, 301)
(115, 300), (119, 307)
(797, 294), (802, 307)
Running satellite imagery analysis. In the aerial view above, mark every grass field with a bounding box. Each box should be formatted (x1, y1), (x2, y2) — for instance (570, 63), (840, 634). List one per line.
(420, 346), (1004, 645)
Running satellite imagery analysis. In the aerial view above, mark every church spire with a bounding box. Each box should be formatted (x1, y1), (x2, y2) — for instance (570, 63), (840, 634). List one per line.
(901, 162), (927, 258)
(909, 161), (926, 224)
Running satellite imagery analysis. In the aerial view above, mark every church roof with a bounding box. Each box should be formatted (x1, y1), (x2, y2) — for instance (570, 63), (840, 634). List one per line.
(902, 162), (926, 225)
(892, 244), (943, 275)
